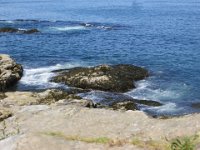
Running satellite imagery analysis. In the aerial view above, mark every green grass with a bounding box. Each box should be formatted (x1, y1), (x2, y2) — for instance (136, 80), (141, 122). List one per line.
(42, 131), (200, 150)
(170, 135), (199, 150)
(131, 138), (170, 150)
(43, 131), (111, 144)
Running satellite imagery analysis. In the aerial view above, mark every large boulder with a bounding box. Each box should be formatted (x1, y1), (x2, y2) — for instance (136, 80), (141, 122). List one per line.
(0, 54), (23, 91)
(51, 64), (149, 92)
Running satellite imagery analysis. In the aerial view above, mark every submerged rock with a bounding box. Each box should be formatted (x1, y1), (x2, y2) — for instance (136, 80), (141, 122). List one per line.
(23, 29), (40, 34)
(51, 64), (148, 92)
(133, 99), (162, 107)
(78, 91), (134, 105)
(191, 103), (200, 109)
(0, 54), (23, 91)
(79, 91), (163, 111)
(0, 27), (40, 34)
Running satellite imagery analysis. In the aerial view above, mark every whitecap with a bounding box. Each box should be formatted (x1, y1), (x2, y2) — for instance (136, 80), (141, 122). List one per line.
(126, 79), (184, 101)
(51, 26), (86, 31)
(19, 63), (81, 89)
(0, 20), (14, 24)
(96, 26), (112, 30)
(142, 102), (183, 114)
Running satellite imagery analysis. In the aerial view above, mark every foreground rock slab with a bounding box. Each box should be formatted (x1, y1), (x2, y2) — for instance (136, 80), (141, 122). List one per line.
(0, 54), (23, 91)
(52, 64), (149, 92)
(1, 104), (200, 150)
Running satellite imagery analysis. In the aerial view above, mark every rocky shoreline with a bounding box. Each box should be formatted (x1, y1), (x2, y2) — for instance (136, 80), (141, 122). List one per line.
(1, 54), (200, 150)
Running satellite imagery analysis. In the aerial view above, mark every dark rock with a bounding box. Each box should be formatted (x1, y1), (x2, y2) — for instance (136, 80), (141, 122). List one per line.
(0, 27), (40, 34)
(191, 103), (200, 109)
(78, 91), (162, 111)
(23, 29), (39, 34)
(51, 64), (149, 92)
(64, 87), (91, 95)
(0, 27), (18, 33)
(111, 101), (139, 111)
(78, 91), (162, 107)
(0, 93), (7, 99)
(15, 19), (39, 22)
(78, 91), (134, 105)
(133, 99), (162, 107)
(0, 55), (23, 91)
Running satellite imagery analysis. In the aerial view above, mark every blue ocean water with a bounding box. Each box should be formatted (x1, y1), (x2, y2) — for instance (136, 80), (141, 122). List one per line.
(0, 0), (200, 116)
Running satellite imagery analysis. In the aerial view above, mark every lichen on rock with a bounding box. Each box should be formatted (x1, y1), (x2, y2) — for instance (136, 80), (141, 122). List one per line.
(51, 64), (149, 92)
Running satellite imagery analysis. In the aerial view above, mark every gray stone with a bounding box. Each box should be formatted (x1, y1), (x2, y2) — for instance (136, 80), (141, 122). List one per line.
(0, 55), (23, 91)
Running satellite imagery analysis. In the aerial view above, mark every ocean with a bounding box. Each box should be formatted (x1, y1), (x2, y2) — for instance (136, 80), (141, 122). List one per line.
(0, 0), (200, 116)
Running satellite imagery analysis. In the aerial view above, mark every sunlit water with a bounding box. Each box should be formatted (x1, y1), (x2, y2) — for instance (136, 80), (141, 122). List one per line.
(0, 0), (200, 116)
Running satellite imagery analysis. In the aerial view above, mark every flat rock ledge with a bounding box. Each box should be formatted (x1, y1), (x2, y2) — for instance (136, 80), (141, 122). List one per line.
(51, 64), (149, 92)
(0, 89), (200, 149)
(0, 54), (23, 91)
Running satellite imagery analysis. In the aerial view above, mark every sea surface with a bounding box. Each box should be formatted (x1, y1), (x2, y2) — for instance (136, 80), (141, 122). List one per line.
(0, 0), (200, 116)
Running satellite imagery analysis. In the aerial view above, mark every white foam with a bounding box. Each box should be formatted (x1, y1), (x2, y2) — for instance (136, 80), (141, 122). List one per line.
(19, 63), (81, 89)
(126, 79), (182, 101)
(96, 26), (112, 30)
(142, 102), (183, 114)
(51, 26), (86, 31)
(4, 20), (14, 24)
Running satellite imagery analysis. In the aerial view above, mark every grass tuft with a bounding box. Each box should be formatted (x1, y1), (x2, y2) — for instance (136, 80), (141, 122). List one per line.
(43, 131), (111, 144)
(171, 135), (199, 150)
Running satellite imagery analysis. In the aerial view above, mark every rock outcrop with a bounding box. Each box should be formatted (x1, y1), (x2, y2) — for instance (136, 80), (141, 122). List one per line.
(51, 64), (149, 92)
(0, 27), (40, 34)
(0, 108), (12, 121)
(0, 54), (23, 91)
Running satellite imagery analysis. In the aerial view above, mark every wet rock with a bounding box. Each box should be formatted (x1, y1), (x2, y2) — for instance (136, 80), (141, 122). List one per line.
(133, 99), (162, 107)
(0, 108), (12, 121)
(23, 29), (39, 34)
(78, 91), (163, 107)
(0, 54), (23, 91)
(78, 91), (134, 105)
(0, 27), (40, 34)
(191, 103), (200, 109)
(0, 27), (18, 33)
(51, 64), (148, 92)
(110, 99), (162, 111)
(111, 101), (139, 111)
(64, 87), (91, 95)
